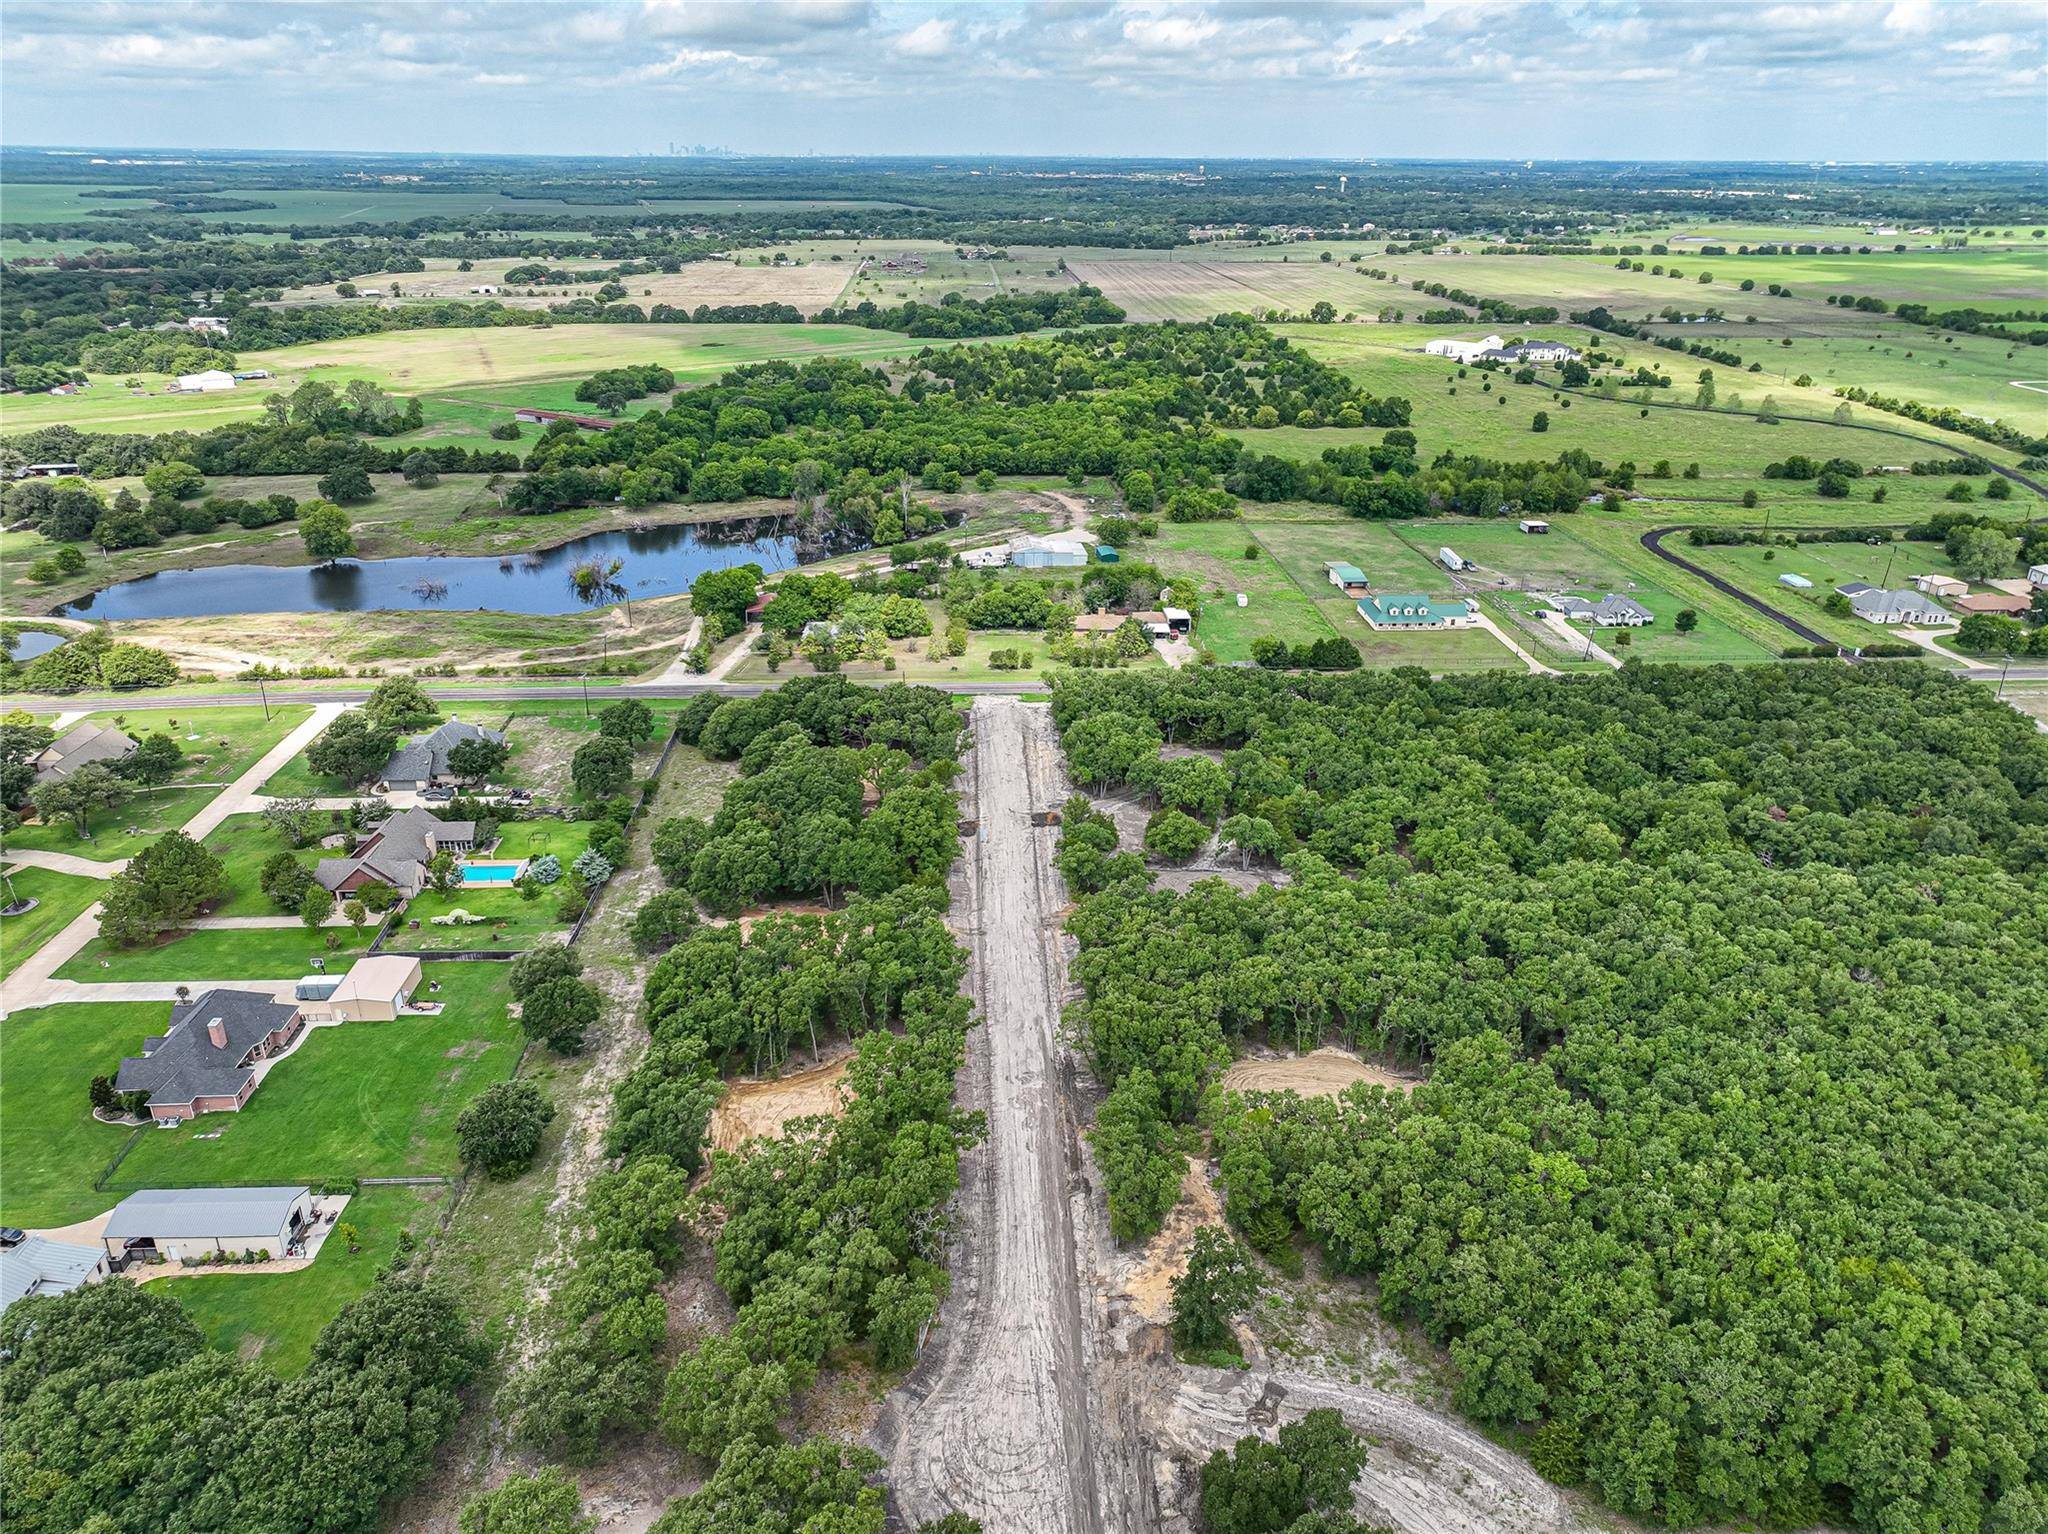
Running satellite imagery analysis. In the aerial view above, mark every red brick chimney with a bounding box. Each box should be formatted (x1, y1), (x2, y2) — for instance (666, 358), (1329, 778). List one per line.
(207, 1017), (227, 1049)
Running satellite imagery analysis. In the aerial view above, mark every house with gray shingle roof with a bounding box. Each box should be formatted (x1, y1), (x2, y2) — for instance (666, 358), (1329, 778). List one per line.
(1845, 588), (1948, 625)
(31, 722), (137, 784)
(1552, 594), (1655, 627)
(378, 716), (505, 792)
(314, 809), (475, 898)
(115, 989), (305, 1122)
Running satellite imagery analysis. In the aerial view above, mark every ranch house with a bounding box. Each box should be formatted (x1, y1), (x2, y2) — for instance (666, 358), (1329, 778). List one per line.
(1358, 594), (1478, 630)
(315, 809), (476, 899)
(115, 989), (306, 1122)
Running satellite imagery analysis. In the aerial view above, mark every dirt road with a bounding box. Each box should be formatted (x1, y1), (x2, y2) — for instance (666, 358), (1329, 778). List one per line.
(880, 697), (1121, 1533)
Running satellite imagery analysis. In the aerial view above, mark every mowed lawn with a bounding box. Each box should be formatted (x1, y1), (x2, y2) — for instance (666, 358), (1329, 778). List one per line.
(57, 923), (377, 983)
(1, 784), (224, 863)
(110, 964), (520, 1192)
(0, 867), (103, 982)
(0, 1001), (153, 1227)
(201, 812), (324, 917)
(168, 1184), (442, 1377)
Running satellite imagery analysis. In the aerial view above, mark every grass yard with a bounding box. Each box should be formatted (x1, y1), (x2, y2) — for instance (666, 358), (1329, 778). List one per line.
(200, 813), (325, 917)
(68, 705), (313, 784)
(0, 867), (103, 982)
(1150, 520), (1340, 660)
(110, 964), (520, 1192)
(168, 1184), (441, 1377)
(1, 784), (225, 863)
(1682, 536), (2002, 649)
(0, 1001), (150, 1227)
(398, 887), (570, 953)
(57, 923), (376, 983)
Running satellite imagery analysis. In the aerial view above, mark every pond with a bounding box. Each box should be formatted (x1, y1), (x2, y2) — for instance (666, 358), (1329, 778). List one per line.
(7, 629), (68, 660)
(52, 518), (822, 622)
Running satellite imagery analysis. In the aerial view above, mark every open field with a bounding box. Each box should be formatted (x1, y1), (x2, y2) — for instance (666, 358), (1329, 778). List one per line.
(1271, 324), (2037, 492)
(169, 1183), (440, 1375)
(1069, 255), (1391, 322)
(1712, 322), (2048, 435)
(0, 320), (957, 437)
(0, 868), (103, 982)
(273, 253), (852, 314)
(57, 922), (377, 982)
(0, 1000), (151, 1226)
(108, 964), (519, 1191)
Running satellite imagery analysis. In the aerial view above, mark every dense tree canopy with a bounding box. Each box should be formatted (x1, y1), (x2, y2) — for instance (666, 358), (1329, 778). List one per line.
(1050, 664), (2047, 1534)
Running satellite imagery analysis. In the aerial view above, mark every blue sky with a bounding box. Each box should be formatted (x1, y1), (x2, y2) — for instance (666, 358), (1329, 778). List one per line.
(2, 1), (2043, 161)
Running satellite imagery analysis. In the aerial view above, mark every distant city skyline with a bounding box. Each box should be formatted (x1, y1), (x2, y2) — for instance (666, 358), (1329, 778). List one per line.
(2, 1), (2043, 163)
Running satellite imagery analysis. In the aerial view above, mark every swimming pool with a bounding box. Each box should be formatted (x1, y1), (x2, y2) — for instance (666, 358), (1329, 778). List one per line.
(460, 862), (524, 886)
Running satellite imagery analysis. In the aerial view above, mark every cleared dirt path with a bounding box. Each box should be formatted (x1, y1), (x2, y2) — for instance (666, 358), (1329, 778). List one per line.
(881, 698), (1112, 1533)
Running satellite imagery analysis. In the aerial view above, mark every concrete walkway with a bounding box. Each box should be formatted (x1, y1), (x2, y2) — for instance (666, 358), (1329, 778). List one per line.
(0, 705), (343, 1016)
(652, 616), (705, 685)
(1537, 611), (1621, 668)
(1895, 626), (1976, 667)
(1, 849), (127, 879)
(1472, 610), (1561, 676)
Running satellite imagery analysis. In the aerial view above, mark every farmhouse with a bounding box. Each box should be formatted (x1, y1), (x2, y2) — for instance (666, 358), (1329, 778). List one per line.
(1357, 594), (1478, 630)
(1506, 341), (1581, 363)
(1424, 334), (1505, 363)
(1552, 594), (1654, 627)
(31, 722), (136, 785)
(1954, 592), (2033, 616)
(1, 1236), (109, 1312)
(1009, 534), (1089, 569)
(379, 717), (506, 792)
(512, 408), (619, 431)
(298, 955), (425, 1022)
(100, 1186), (316, 1265)
(315, 808), (477, 898)
(1132, 608), (1193, 638)
(1914, 574), (1968, 598)
(174, 369), (236, 392)
(1324, 562), (1371, 596)
(115, 989), (306, 1122)
(1845, 588), (1949, 625)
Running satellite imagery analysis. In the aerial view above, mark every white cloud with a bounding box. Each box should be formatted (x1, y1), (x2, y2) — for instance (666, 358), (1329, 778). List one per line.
(894, 16), (956, 54)
(1120, 12), (1224, 51)
(472, 71), (532, 86)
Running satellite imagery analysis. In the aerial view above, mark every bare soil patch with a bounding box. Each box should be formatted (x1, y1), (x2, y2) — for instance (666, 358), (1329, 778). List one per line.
(1222, 1046), (1420, 1099)
(708, 1053), (853, 1153)
(1113, 1154), (1227, 1327)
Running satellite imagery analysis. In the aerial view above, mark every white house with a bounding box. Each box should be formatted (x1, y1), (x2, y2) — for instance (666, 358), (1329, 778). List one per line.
(1424, 334), (1505, 364)
(175, 369), (236, 392)
(186, 316), (230, 334)
(1845, 588), (1949, 626)
(2030, 564), (2048, 591)
(1552, 594), (1654, 627)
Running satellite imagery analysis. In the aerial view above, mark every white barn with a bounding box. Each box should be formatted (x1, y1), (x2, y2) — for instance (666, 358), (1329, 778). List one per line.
(1424, 334), (1504, 364)
(175, 369), (236, 392)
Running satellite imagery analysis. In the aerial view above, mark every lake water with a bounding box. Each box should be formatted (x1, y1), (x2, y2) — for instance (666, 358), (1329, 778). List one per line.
(53, 518), (815, 621)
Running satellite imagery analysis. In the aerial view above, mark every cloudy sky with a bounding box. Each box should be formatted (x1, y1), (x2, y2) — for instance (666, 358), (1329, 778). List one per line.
(2, 1), (2042, 161)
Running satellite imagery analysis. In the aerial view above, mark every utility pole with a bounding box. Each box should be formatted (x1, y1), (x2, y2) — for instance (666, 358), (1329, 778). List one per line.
(256, 673), (271, 722)
(580, 672), (591, 718)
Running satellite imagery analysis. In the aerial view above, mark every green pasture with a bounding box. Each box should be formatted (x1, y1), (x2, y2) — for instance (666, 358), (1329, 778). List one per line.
(1727, 324), (2048, 436)
(108, 964), (520, 1191)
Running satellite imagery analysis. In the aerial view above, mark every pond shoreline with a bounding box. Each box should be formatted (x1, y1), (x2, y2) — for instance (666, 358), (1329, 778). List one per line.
(5, 493), (802, 618)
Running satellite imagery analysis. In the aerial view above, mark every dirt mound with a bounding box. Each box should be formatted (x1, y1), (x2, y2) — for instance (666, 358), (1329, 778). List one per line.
(1222, 1047), (1420, 1099)
(709, 1053), (853, 1152)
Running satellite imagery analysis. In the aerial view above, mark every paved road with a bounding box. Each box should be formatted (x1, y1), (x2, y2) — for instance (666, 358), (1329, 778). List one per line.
(883, 698), (1107, 1533)
(1640, 525), (1842, 652)
(1, 848), (125, 879)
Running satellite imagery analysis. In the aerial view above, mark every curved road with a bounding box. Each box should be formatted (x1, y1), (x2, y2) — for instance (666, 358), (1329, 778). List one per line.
(1639, 525), (1839, 653)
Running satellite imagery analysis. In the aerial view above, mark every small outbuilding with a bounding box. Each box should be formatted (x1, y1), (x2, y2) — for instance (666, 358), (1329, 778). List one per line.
(1779, 573), (1814, 589)
(1913, 574), (1968, 599)
(299, 955), (424, 1022)
(1324, 562), (1371, 596)
(101, 1186), (315, 1265)
(175, 369), (237, 392)
(1518, 519), (1550, 535)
